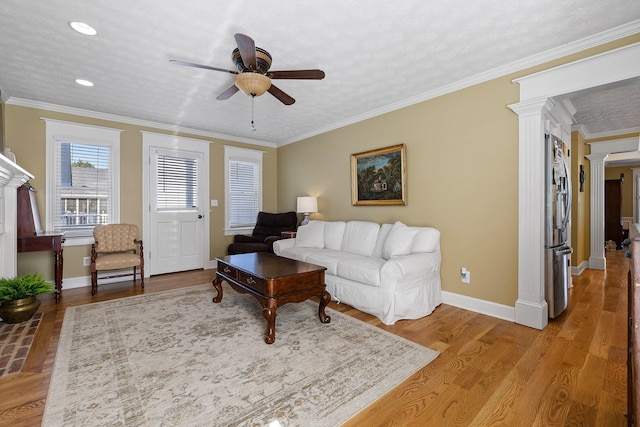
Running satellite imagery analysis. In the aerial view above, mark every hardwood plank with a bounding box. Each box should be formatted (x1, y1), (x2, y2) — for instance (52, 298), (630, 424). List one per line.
(0, 251), (631, 426)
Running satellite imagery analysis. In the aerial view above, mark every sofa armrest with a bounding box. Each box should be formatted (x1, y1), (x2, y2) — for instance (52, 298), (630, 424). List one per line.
(273, 238), (296, 255)
(381, 252), (441, 283)
(233, 234), (263, 244)
(264, 235), (284, 251)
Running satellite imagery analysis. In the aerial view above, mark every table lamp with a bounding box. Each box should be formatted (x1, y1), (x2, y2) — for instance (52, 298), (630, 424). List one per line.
(296, 196), (317, 226)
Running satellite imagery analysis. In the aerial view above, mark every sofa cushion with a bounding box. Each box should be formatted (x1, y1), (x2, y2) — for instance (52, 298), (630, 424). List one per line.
(252, 211), (297, 237)
(341, 221), (380, 257)
(295, 221), (325, 248)
(373, 223), (393, 258)
(279, 246), (325, 262)
(324, 221), (346, 251)
(337, 256), (386, 287)
(382, 221), (418, 259)
(305, 250), (347, 275)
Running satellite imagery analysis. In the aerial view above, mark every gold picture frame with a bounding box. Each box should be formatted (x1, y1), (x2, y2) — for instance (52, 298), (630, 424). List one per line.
(351, 144), (406, 206)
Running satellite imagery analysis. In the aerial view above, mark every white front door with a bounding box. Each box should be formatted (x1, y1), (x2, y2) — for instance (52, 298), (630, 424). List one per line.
(143, 133), (209, 276)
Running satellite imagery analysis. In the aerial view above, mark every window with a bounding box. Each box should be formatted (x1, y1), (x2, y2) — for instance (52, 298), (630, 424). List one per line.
(45, 119), (121, 245)
(156, 153), (199, 211)
(224, 145), (263, 234)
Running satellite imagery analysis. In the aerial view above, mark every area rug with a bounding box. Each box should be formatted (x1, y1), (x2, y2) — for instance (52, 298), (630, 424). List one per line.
(43, 284), (438, 427)
(0, 312), (43, 377)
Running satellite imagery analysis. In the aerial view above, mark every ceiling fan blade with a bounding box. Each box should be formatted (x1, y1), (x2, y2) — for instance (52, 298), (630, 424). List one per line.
(268, 84), (295, 105)
(266, 69), (325, 80)
(234, 33), (257, 70)
(170, 59), (237, 74)
(216, 85), (240, 100)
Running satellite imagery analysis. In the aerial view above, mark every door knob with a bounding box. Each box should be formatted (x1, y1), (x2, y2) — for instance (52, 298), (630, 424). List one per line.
(198, 214), (203, 219)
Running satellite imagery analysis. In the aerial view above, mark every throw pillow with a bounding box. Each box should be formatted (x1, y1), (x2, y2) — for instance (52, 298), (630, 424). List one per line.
(295, 221), (325, 248)
(373, 223), (394, 258)
(382, 221), (418, 259)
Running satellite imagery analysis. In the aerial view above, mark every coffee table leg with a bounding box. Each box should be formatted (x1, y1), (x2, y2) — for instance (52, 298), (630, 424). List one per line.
(212, 275), (223, 303)
(263, 304), (277, 344)
(319, 290), (331, 323)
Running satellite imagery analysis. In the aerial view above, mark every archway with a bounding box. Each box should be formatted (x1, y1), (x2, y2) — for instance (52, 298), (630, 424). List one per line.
(509, 42), (640, 330)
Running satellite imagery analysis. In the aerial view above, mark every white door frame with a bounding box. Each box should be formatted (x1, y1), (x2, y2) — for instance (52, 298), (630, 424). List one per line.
(141, 131), (210, 276)
(509, 42), (640, 330)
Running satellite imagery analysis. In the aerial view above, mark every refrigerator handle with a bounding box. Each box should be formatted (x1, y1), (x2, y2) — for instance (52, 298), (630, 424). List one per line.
(560, 148), (572, 231)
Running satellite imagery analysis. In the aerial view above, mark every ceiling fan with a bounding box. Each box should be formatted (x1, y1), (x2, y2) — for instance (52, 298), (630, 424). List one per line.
(171, 33), (325, 105)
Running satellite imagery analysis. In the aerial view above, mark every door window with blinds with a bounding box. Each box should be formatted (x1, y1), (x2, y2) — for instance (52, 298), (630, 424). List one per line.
(224, 146), (263, 234)
(45, 119), (120, 244)
(155, 152), (199, 211)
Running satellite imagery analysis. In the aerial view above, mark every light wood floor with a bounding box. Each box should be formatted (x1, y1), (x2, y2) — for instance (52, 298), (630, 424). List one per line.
(0, 251), (629, 426)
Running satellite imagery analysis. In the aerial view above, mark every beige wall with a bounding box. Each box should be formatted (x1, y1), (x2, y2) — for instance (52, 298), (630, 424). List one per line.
(571, 131), (591, 267)
(278, 77), (521, 306)
(277, 35), (640, 307)
(5, 105), (278, 280)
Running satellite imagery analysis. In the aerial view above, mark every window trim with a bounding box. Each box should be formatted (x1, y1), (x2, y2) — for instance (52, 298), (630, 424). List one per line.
(224, 145), (264, 236)
(44, 119), (121, 246)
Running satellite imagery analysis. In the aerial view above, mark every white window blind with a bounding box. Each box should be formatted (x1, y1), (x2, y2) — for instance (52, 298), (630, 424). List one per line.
(54, 141), (112, 235)
(224, 146), (263, 231)
(228, 160), (261, 227)
(156, 154), (198, 211)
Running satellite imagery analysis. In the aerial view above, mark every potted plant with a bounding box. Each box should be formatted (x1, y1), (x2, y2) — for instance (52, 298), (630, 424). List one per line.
(0, 273), (55, 323)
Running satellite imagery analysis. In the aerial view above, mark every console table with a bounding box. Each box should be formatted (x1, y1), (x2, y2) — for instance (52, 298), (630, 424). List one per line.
(17, 233), (64, 302)
(16, 185), (64, 302)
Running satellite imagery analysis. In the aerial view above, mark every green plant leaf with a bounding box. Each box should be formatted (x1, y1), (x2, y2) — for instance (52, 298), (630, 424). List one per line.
(0, 273), (55, 302)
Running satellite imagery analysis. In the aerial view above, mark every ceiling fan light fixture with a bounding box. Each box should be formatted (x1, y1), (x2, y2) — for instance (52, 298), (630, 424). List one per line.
(234, 73), (271, 96)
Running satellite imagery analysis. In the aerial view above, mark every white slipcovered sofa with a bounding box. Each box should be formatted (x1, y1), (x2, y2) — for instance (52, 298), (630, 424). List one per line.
(273, 220), (442, 325)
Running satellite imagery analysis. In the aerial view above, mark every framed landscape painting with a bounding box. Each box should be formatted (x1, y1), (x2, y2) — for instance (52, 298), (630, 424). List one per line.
(351, 144), (406, 206)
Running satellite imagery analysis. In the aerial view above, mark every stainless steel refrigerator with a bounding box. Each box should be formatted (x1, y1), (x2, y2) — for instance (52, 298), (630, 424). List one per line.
(545, 134), (572, 318)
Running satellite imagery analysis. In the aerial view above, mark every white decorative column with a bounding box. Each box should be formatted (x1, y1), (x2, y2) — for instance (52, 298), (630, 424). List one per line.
(509, 98), (554, 330)
(586, 153), (609, 270)
(0, 154), (33, 278)
(633, 168), (640, 224)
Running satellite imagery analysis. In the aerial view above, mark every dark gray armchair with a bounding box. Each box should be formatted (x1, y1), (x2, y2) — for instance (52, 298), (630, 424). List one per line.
(227, 211), (297, 254)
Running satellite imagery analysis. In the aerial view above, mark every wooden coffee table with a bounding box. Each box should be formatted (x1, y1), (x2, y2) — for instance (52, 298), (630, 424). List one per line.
(212, 252), (331, 344)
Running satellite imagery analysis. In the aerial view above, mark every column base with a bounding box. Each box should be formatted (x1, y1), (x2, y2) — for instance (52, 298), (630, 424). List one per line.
(588, 256), (606, 270)
(514, 299), (548, 330)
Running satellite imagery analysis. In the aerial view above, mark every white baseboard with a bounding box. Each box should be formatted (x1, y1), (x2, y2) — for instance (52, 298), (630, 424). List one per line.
(441, 291), (515, 322)
(60, 269), (141, 290)
(61, 265), (216, 291)
(571, 260), (589, 276)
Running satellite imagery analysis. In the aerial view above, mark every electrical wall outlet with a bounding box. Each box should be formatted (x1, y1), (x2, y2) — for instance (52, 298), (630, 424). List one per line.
(83, 257), (91, 267)
(461, 267), (471, 284)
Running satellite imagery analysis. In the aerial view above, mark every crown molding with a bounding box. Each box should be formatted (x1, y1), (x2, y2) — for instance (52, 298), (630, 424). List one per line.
(5, 97), (277, 149)
(6, 19), (640, 149)
(281, 19), (640, 147)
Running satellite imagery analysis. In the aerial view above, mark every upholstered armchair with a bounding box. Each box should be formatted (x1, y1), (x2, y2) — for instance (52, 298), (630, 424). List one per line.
(227, 211), (297, 255)
(91, 224), (144, 295)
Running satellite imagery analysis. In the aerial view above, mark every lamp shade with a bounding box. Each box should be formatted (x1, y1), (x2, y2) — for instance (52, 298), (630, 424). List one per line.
(296, 196), (318, 214)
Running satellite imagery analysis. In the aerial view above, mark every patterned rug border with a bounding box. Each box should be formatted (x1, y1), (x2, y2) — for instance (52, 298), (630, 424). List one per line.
(44, 283), (439, 426)
(0, 312), (43, 377)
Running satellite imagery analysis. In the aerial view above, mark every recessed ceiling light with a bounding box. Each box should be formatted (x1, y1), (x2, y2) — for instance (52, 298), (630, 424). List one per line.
(75, 79), (94, 87)
(68, 21), (97, 36)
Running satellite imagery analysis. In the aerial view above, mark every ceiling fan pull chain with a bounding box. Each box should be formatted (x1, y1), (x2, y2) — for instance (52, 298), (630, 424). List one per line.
(251, 94), (257, 131)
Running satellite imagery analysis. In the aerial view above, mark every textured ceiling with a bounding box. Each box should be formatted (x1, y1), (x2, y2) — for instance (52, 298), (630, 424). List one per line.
(1, 0), (639, 147)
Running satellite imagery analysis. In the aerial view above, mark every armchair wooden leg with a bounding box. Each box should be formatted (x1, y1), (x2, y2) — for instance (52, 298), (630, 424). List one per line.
(91, 271), (97, 296)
